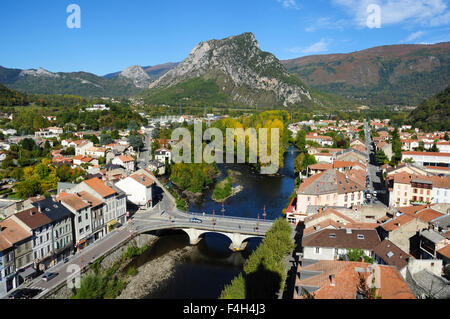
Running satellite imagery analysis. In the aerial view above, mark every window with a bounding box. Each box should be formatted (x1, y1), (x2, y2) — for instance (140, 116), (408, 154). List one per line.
(357, 234), (364, 239)
(329, 233), (336, 238)
(315, 247), (320, 254)
(78, 216), (82, 223)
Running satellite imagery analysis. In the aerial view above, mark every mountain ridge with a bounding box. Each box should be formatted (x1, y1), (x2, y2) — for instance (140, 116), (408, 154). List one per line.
(281, 42), (450, 106)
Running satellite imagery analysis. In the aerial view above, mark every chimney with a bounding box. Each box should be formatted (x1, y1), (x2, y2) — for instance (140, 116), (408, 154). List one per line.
(329, 274), (335, 286)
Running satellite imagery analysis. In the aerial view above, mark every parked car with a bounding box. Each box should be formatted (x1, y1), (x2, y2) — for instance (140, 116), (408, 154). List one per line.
(41, 272), (58, 282)
(8, 288), (41, 299)
(189, 217), (203, 224)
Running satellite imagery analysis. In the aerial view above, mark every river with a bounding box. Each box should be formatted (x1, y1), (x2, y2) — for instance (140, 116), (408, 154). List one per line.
(135, 146), (299, 299)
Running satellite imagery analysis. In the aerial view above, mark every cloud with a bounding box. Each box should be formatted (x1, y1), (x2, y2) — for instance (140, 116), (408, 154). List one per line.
(276, 0), (300, 10)
(332, 0), (450, 28)
(305, 17), (348, 32)
(403, 30), (425, 42)
(288, 39), (330, 55)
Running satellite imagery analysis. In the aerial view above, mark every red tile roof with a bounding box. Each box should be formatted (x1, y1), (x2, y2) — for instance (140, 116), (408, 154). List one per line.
(0, 218), (32, 245)
(84, 177), (116, 198)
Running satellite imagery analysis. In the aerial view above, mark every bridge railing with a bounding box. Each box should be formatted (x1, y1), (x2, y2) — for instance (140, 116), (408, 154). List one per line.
(175, 209), (276, 224)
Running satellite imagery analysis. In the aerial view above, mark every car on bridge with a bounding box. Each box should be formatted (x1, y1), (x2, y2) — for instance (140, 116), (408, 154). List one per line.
(189, 217), (203, 224)
(41, 272), (58, 282)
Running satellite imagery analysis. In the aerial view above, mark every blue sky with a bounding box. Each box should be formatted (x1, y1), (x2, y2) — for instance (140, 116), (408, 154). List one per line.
(0, 0), (449, 75)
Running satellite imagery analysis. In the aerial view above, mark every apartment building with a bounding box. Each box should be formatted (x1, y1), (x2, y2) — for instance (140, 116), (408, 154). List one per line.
(11, 207), (55, 271)
(68, 177), (127, 232)
(295, 169), (365, 217)
(31, 198), (73, 264)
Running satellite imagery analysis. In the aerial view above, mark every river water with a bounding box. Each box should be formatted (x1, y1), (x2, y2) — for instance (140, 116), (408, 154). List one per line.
(139, 146), (299, 299)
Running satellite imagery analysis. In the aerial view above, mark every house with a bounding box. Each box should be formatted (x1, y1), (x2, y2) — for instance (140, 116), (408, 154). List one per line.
(302, 228), (380, 261)
(147, 160), (165, 175)
(419, 229), (449, 260)
(312, 153), (334, 164)
(34, 127), (63, 139)
(111, 155), (135, 172)
(72, 155), (98, 167)
(293, 260), (415, 299)
(61, 139), (73, 147)
(115, 173), (155, 209)
(401, 139), (420, 151)
(302, 208), (379, 236)
(154, 148), (172, 164)
(305, 134), (334, 147)
(85, 104), (110, 112)
(0, 218), (33, 296)
(378, 212), (429, 256)
(74, 140), (94, 156)
(373, 239), (411, 277)
(86, 147), (108, 158)
(2, 129), (17, 136)
(334, 148), (367, 165)
(404, 259), (450, 299)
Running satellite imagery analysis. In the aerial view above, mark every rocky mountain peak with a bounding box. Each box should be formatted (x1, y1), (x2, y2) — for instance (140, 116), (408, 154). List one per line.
(149, 32), (311, 107)
(119, 65), (152, 88)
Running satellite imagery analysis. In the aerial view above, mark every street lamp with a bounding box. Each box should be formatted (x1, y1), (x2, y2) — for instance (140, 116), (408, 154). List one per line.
(263, 205), (267, 221)
(256, 213), (260, 233)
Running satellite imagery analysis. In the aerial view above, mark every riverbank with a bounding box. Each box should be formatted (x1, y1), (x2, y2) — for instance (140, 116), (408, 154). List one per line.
(117, 245), (195, 299)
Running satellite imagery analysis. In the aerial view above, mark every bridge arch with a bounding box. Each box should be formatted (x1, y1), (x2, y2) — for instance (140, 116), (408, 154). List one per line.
(181, 228), (262, 252)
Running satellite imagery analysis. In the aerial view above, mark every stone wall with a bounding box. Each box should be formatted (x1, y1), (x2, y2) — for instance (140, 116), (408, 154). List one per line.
(44, 233), (158, 299)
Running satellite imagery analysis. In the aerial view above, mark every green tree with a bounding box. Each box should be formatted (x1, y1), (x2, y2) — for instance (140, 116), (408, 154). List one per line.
(15, 176), (42, 198)
(375, 149), (388, 166)
(294, 152), (317, 174)
(429, 141), (439, 152)
(128, 134), (144, 151)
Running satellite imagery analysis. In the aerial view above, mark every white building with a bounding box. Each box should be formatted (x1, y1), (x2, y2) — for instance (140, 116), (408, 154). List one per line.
(86, 147), (108, 158)
(115, 173), (155, 209)
(34, 127), (63, 139)
(111, 155), (135, 172)
(74, 140), (94, 156)
(154, 148), (172, 164)
(402, 151), (450, 167)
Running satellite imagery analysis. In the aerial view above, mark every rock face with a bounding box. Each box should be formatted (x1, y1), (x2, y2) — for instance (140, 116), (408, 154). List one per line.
(20, 67), (60, 78)
(149, 32), (311, 107)
(119, 65), (152, 88)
